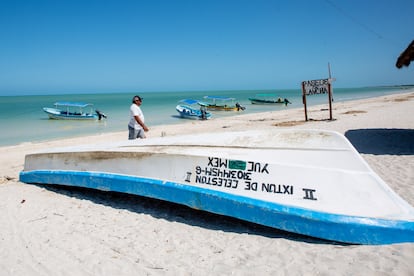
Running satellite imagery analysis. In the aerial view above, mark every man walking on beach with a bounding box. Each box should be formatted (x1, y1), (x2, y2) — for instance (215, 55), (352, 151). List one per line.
(128, 95), (149, 139)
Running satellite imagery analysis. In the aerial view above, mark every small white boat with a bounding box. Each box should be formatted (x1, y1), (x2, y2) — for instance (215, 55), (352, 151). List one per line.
(176, 99), (212, 120)
(19, 129), (414, 244)
(43, 102), (107, 120)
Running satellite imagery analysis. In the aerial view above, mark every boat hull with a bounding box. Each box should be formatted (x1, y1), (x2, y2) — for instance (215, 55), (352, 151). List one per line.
(176, 104), (211, 120)
(205, 105), (239, 111)
(43, 107), (98, 120)
(19, 129), (414, 244)
(202, 96), (244, 111)
(248, 98), (284, 104)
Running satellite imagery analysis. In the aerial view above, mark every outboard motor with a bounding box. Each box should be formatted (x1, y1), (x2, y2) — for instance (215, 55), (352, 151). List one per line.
(95, 110), (107, 120)
(235, 102), (246, 111)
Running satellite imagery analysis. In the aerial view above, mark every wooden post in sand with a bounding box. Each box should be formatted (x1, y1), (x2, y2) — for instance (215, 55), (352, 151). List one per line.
(328, 81), (333, 120)
(301, 82), (308, 121)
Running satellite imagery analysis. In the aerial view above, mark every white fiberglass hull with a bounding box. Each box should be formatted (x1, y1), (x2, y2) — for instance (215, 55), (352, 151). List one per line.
(19, 129), (414, 244)
(43, 107), (98, 120)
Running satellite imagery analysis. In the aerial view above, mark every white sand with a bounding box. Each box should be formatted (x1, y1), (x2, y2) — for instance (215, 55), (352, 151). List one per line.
(1, 91), (413, 275)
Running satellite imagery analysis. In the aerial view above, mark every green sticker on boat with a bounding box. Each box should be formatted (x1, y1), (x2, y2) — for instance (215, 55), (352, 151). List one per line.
(229, 160), (246, 170)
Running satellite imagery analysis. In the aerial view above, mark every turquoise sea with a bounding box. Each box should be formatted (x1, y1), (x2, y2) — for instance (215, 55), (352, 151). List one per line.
(0, 86), (409, 147)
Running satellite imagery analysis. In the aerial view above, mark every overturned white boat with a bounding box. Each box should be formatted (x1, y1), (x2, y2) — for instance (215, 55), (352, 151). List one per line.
(19, 129), (414, 245)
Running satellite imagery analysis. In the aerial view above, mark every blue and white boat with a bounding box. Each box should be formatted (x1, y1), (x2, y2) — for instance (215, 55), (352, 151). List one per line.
(43, 102), (107, 120)
(176, 99), (212, 120)
(19, 129), (414, 245)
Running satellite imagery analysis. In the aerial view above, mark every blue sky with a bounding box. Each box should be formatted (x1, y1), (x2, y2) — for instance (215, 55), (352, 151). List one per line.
(0, 0), (413, 95)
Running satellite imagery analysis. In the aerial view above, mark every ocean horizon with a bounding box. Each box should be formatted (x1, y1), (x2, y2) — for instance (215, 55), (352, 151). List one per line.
(0, 86), (409, 147)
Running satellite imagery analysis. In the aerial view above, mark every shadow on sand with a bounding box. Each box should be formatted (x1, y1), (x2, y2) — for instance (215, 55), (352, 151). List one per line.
(345, 128), (414, 155)
(39, 184), (343, 245)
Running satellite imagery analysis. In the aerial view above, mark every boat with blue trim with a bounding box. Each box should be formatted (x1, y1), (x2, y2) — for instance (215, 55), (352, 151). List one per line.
(19, 129), (414, 245)
(43, 102), (107, 120)
(176, 99), (212, 120)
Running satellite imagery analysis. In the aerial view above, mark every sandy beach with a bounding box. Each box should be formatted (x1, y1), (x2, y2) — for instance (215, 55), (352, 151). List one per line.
(1, 91), (413, 275)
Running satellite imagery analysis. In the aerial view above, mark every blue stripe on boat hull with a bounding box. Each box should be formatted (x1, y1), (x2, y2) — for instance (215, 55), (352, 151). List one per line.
(19, 170), (414, 245)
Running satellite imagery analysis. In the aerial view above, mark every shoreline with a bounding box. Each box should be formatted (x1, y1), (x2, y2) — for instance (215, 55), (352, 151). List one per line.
(2, 91), (413, 182)
(0, 86), (409, 148)
(1, 91), (413, 275)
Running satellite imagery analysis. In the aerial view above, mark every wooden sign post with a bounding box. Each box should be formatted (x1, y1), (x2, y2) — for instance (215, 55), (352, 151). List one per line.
(301, 78), (333, 121)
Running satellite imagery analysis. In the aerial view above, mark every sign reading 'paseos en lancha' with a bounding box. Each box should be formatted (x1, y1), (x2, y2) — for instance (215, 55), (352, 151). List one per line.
(302, 79), (329, 95)
(301, 77), (333, 121)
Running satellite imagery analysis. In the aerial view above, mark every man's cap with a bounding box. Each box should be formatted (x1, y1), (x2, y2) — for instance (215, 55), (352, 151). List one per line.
(132, 95), (143, 102)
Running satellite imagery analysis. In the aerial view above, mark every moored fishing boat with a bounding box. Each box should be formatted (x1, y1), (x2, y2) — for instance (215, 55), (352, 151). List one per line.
(203, 96), (245, 111)
(175, 99), (212, 120)
(248, 94), (291, 105)
(43, 102), (107, 120)
(19, 129), (414, 245)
